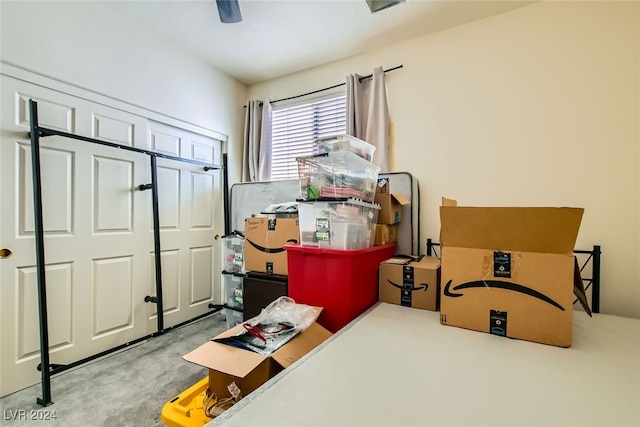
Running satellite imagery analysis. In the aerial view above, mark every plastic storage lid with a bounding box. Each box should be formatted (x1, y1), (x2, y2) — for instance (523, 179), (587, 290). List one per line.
(314, 134), (376, 162)
(296, 151), (381, 171)
(284, 242), (396, 255)
(296, 197), (381, 209)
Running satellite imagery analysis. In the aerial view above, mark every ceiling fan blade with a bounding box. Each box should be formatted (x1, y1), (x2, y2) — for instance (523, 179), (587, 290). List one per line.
(216, 0), (242, 23)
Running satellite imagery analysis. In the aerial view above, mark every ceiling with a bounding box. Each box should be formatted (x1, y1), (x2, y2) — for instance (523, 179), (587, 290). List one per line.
(105, 0), (536, 86)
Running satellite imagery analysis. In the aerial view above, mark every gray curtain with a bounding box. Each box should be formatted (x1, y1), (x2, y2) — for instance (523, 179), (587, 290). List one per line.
(242, 99), (272, 182)
(346, 66), (391, 172)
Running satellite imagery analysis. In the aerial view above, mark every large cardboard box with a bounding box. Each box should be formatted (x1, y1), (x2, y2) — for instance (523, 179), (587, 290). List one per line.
(379, 256), (440, 311)
(183, 308), (332, 400)
(374, 193), (411, 224)
(439, 203), (590, 347)
(244, 217), (299, 275)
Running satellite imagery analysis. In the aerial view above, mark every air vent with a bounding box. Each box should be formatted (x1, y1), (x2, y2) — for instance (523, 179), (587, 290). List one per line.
(365, 0), (406, 14)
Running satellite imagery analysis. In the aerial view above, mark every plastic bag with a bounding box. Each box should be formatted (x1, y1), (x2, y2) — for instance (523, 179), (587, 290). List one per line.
(251, 296), (318, 331)
(214, 297), (318, 355)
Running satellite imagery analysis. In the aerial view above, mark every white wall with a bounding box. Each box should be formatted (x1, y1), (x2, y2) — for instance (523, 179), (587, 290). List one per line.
(249, 1), (640, 318)
(0, 0), (247, 183)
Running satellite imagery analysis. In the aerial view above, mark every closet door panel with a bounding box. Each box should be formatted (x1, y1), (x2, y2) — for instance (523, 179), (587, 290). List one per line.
(150, 128), (180, 155)
(16, 92), (75, 132)
(157, 165), (181, 229)
(151, 250), (181, 315)
(0, 77), (149, 396)
(16, 263), (73, 358)
(16, 143), (74, 235)
(77, 101), (149, 351)
(92, 256), (135, 336)
(92, 113), (135, 146)
(93, 155), (135, 232)
(151, 122), (222, 328)
(190, 246), (214, 304)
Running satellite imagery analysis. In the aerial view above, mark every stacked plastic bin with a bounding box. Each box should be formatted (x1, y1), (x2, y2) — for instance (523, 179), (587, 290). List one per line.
(222, 231), (244, 329)
(297, 198), (379, 250)
(287, 135), (397, 332)
(296, 135), (381, 250)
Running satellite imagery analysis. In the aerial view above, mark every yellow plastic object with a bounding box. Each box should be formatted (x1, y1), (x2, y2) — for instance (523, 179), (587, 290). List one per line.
(161, 377), (212, 427)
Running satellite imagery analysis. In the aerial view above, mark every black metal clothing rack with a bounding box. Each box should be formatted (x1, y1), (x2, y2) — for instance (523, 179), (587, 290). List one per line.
(425, 238), (602, 314)
(28, 100), (229, 406)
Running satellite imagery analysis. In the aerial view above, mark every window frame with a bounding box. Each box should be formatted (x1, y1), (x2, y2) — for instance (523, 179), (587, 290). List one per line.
(270, 92), (347, 181)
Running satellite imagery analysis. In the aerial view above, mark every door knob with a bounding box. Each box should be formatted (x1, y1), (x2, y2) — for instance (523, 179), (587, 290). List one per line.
(0, 248), (13, 259)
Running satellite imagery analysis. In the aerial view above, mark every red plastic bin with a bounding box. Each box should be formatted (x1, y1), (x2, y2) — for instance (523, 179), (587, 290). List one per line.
(284, 243), (397, 332)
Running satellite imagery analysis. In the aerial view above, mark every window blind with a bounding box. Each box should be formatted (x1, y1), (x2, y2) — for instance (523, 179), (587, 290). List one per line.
(271, 94), (346, 181)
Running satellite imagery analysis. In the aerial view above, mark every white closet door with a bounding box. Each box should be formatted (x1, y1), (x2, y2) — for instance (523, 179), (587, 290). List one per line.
(0, 78), (151, 396)
(148, 122), (222, 329)
(0, 75), (222, 397)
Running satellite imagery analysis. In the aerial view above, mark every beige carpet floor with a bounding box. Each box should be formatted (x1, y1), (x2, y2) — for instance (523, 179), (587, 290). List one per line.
(0, 311), (229, 427)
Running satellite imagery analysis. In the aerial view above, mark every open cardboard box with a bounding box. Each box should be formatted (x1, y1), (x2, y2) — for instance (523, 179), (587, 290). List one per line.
(439, 199), (590, 347)
(375, 193), (411, 224)
(183, 307), (332, 400)
(374, 179), (411, 225)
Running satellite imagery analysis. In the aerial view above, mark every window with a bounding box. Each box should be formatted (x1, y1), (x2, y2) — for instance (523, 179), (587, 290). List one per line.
(270, 93), (346, 181)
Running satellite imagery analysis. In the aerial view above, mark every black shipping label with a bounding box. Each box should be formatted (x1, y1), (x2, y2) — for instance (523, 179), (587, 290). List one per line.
(493, 251), (511, 278)
(403, 266), (414, 286)
(489, 310), (507, 337)
(400, 289), (412, 307)
(401, 266), (414, 307)
(268, 218), (277, 231)
(266, 262), (274, 275)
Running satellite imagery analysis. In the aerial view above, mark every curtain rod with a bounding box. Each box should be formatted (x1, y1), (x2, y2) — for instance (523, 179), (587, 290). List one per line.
(246, 64), (403, 108)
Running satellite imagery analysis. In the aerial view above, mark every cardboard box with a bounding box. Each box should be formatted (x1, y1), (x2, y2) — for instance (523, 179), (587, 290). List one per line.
(183, 307), (332, 400)
(379, 256), (440, 311)
(376, 177), (390, 194)
(374, 193), (411, 224)
(244, 217), (299, 275)
(374, 224), (398, 246)
(439, 203), (590, 347)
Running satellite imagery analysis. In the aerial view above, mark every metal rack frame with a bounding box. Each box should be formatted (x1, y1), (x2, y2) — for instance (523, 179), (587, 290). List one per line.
(28, 100), (229, 406)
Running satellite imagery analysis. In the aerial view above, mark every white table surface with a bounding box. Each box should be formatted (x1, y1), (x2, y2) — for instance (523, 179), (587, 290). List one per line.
(209, 302), (640, 427)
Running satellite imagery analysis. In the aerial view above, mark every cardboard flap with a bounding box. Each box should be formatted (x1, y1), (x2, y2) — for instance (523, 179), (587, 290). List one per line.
(573, 257), (592, 316)
(442, 197), (458, 207)
(272, 322), (332, 369)
(382, 256), (417, 265)
(392, 193), (411, 206)
(416, 255), (441, 268)
(183, 341), (268, 378)
(440, 206), (584, 254)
